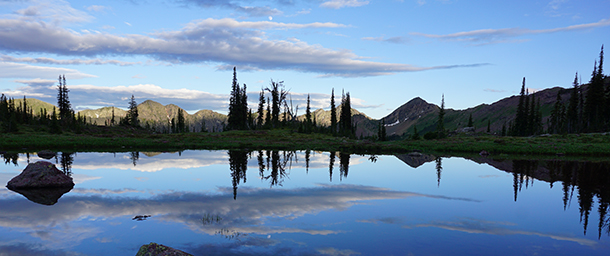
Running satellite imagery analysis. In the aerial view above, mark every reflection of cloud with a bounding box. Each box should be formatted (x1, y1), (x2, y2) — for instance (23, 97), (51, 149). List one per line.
(71, 188), (143, 195)
(317, 247), (361, 256)
(356, 217), (402, 225)
(70, 151), (227, 172)
(0, 184), (479, 247)
(71, 173), (101, 184)
(417, 218), (597, 247)
(0, 243), (78, 256)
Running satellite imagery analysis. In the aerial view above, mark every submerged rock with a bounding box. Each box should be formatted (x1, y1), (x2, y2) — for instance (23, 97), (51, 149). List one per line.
(136, 242), (192, 256)
(6, 161), (74, 189)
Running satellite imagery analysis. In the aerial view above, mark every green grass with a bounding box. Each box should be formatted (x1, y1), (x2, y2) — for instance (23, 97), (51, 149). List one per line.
(1, 125), (610, 157)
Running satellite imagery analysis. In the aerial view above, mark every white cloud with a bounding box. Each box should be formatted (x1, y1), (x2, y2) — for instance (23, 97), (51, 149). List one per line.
(411, 17), (610, 45)
(86, 5), (110, 12)
(362, 35), (408, 44)
(13, 0), (93, 24)
(14, 78), (56, 87)
(0, 55), (140, 66)
(320, 0), (370, 9)
(0, 18), (484, 77)
(0, 62), (96, 79)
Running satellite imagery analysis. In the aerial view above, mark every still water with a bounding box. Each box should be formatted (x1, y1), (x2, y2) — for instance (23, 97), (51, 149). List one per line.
(0, 150), (609, 255)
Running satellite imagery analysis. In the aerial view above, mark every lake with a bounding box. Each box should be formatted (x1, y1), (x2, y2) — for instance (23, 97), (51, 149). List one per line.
(1, 150), (609, 255)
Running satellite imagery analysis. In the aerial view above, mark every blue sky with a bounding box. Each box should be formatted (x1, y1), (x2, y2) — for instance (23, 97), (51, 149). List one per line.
(0, 0), (608, 119)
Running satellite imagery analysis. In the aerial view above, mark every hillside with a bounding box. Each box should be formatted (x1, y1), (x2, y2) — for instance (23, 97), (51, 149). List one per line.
(17, 78), (606, 137)
(12, 97), (57, 116)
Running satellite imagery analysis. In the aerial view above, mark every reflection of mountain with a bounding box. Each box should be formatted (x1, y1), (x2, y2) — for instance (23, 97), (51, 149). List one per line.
(394, 153), (436, 168)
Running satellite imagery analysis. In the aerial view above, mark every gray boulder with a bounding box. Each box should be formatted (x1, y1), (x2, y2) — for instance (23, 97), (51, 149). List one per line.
(136, 243), (192, 256)
(6, 161), (74, 189)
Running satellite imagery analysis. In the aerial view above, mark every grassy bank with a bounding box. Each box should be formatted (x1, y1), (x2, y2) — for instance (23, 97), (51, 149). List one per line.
(1, 125), (610, 157)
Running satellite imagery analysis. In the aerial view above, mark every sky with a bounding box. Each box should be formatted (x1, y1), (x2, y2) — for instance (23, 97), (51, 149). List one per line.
(0, 0), (608, 119)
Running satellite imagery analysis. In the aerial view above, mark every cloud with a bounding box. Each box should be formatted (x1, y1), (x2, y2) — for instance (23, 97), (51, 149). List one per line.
(320, 0), (369, 9)
(0, 55), (140, 66)
(0, 18), (485, 77)
(362, 36), (408, 44)
(180, 0), (283, 17)
(86, 5), (110, 12)
(14, 78), (56, 87)
(0, 62), (96, 79)
(483, 88), (506, 93)
(411, 18), (610, 45)
(12, 0), (93, 24)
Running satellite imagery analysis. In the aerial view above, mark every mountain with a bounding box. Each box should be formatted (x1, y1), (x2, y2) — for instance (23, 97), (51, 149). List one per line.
(381, 86), (571, 137)
(78, 100), (227, 132)
(12, 97), (57, 116)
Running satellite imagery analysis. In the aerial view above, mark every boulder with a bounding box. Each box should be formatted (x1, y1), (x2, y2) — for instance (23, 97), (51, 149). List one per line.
(136, 243), (192, 256)
(6, 161), (74, 189)
(37, 150), (56, 160)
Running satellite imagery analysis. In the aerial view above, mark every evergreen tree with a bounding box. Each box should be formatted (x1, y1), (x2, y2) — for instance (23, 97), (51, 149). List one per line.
(567, 72), (580, 133)
(514, 78), (527, 136)
(330, 89), (337, 135)
(177, 109), (185, 133)
(305, 94), (312, 133)
(437, 94), (445, 138)
(584, 46), (605, 132)
(265, 97), (271, 129)
(56, 75), (72, 126)
(501, 122), (507, 136)
(467, 113), (473, 127)
(378, 119), (386, 141)
(227, 67), (249, 130)
(127, 95), (139, 127)
(256, 89), (265, 129)
(549, 91), (564, 134)
(339, 91), (353, 137)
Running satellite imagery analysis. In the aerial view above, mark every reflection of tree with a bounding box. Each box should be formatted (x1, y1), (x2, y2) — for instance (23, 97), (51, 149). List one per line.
(510, 159), (610, 238)
(129, 151), (139, 166)
(339, 152), (350, 181)
(511, 160), (537, 202)
(60, 152), (75, 176)
(305, 150), (311, 174)
(228, 150), (248, 200)
(435, 157), (442, 187)
(329, 151), (335, 182)
(1, 152), (19, 166)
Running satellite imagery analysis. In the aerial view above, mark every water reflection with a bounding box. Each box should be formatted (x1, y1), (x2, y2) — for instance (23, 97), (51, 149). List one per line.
(470, 157), (610, 239)
(1, 151), (610, 255)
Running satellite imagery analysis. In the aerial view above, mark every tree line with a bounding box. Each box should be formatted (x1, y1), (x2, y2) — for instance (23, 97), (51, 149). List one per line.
(510, 45), (607, 136)
(226, 67), (359, 138)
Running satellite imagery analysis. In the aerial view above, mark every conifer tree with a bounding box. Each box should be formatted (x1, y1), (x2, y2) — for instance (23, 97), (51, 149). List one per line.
(227, 67), (249, 130)
(514, 78), (527, 136)
(305, 94), (312, 133)
(437, 94), (445, 138)
(339, 91), (353, 137)
(265, 97), (271, 129)
(567, 72), (580, 133)
(177, 109), (185, 133)
(378, 119), (386, 141)
(467, 113), (473, 127)
(127, 94), (139, 127)
(257, 89), (265, 129)
(330, 89), (337, 135)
